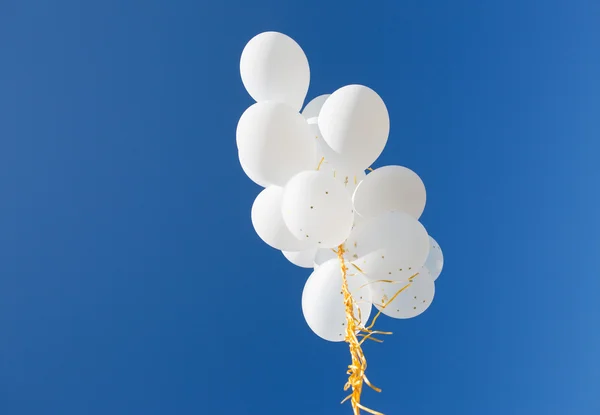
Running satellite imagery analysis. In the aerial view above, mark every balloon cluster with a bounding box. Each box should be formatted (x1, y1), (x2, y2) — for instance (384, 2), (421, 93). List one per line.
(237, 31), (444, 414)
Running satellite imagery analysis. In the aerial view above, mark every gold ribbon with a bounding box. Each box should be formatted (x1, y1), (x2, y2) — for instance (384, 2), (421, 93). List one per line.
(337, 244), (421, 414)
(337, 244), (386, 415)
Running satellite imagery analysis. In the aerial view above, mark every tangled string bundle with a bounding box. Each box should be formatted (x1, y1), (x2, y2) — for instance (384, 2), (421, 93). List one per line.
(237, 31), (445, 414)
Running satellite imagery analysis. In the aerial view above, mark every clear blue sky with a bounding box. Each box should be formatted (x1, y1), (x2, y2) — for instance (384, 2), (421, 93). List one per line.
(1, 1), (599, 414)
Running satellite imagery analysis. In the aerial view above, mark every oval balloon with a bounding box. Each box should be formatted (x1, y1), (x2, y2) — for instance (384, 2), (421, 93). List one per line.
(318, 85), (389, 171)
(313, 247), (339, 268)
(353, 165), (426, 220)
(370, 268), (435, 319)
(302, 94), (330, 119)
(238, 152), (269, 187)
(328, 165), (366, 197)
(425, 236), (444, 281)
(352, 210), (367, 228)
(251, 186), (313, 251)
(282, 247), (319, 268)
(302, 259), (372, 342)
(345, 211), (430, 279)
(341, 217), (371, 263)
(307, 120), (330, 169)
(240, 31), (310, 111)
(308, 122), (366, 194)
(237, 102), (316, 187)
(281, 171), (354, 248)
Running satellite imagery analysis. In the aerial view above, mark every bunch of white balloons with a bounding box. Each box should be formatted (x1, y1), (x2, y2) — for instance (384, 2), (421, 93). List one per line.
(238, 31), (444, 343)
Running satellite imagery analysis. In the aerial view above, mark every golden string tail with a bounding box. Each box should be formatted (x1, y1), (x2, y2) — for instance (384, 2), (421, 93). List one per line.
(337, 244), (387, 415)
(337, 245), (420, 415)
(316, 157), (325, 171)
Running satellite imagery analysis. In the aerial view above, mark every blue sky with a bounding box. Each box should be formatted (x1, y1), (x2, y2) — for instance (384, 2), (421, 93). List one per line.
(1, 1), (599, 414)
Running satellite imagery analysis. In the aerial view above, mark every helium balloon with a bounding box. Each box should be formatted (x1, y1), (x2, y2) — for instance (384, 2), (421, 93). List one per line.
(352, 210), (367, 228)
(238, 152), (269, 187)
(302, 94), (330, 119)
(318, 85), (389, 171)
(314, 247), (339, 268)
(353, 165), (426, 220)
(251, 186), (313, 252)
(308, 122), (366, 194)
(345, 211), (430, 279)
(341, 216), (370, 258)
(312, 220), (372, 267)
(307, 120), (331, 169)
(329, 165), (366, 196)
(425, 236), (444, 281)
(240, 31), (310, 111)
(282, 247), (319, 268)
(370, 268), (435, 319)
(237, 102), (316, 187)
(281, 171), (354, 248)
(302, 259), (372, 342)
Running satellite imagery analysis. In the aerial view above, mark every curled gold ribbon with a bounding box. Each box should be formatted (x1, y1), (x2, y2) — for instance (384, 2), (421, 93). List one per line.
(337, 245), (385, 415)
(337, 244), (421, 414)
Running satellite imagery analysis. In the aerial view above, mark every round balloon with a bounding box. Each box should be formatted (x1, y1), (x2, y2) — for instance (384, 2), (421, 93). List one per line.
(251, 186), (313, 252)
(240, 31), (310, 111)
(353, 165), (426, 220)
(281, 171), (354, 248)
(318, 85), (389, 171)
(425, 236), (444, 281)
(328, 165), (366, 196)
(302, 94), (330, 119)
(237, 102), (316, 187)
(307, 120), (330, 169)
(238, 152), (269, 187)
(370, 267), (435, 319)
(345, 211), (430, 280)
(308, 122), (366, 194)
(302, 259), (372, 342)
(341, 217), (370, 263)
(282, 247), (319, 268)
(313, 247), (339, 268)
(352, 210), (367, 228)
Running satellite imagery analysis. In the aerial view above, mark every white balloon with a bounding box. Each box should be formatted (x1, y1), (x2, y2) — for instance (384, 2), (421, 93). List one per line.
(314, 247), (339, 268)
(345, 211), (430, 280)
(425, 236), (444, 281)
(370, 268), (435, 319)
(318, 85), (389, 171)
(281, 171), (354, 248)
(307, 119), (328, 168)
(328, 165), (366, 196)
(309, 118), (347, 172)
(340, 217), (370, 262)
(308, 122), (366, 194)
(309, 120), (334, 168)
(302, 259), (372, 342)
(353, 165), (426, 220)
(238, 152), (269, 187)
(352, 210), (367, 228)
(237, 102), (316, 187)
(302, 94), (330, 119)
(240, 32), (310, 111)
(282, 247), (318, 268)
(251, 186), (313, 251)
